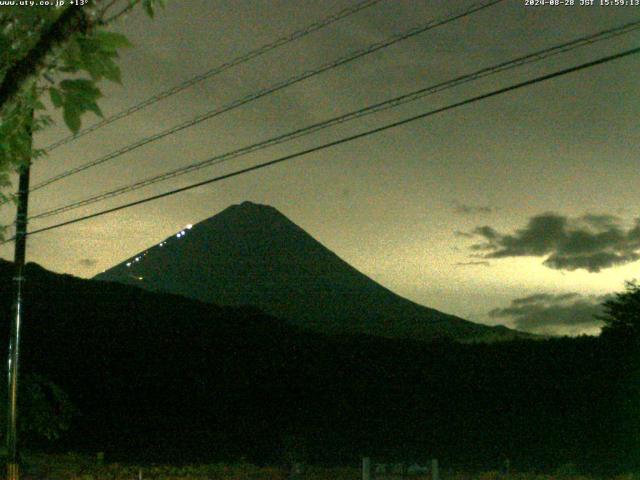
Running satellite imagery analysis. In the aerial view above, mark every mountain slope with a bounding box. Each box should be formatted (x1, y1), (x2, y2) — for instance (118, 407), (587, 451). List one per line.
(95, 201), (521, 341)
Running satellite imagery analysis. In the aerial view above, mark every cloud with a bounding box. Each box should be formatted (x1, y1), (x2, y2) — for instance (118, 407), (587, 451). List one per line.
(489, 292), (608, 336)
(510, 292), (579, 305)
(79, 258), (97, 267)
(452, 201), (494, 215)
(465, 213), (640, 272)
(455, 260), (491, 267)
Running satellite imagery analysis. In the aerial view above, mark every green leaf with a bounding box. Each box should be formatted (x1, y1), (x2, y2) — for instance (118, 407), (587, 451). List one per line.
(31, 147), (47, 160)
(73, 31), (129, 83)
(63, 105), (81, 133)
(60, 79), (102, 103)
(49, 88), (63, 107)
(33, 114), (53, 133)
(85, 101), (103, 118)
(82, 50), (122, 83)
(102, 61), (122, 84)
(59, 78), (95, 92)
(58, 79), (103, 132)
(92, 31), (132, 51)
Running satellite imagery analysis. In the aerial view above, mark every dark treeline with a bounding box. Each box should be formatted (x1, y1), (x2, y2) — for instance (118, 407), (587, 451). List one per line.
(0, 260), (637, 474)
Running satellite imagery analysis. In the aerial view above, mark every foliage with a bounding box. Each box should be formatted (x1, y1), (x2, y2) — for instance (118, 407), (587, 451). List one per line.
(20, 373), (75, 441)
(0, 0), (166, 207)
(0, 373), (75, 443)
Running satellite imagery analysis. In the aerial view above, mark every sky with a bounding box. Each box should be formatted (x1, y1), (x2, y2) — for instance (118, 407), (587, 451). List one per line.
(1, 0), (639, 336)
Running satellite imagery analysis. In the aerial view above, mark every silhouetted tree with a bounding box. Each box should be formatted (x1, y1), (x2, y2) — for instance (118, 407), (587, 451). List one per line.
(599, 280), (640, 340)
(590, 281), (640, 473)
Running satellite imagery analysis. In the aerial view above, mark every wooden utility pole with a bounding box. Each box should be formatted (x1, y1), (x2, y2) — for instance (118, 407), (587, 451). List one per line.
(6, 112), (33, 480)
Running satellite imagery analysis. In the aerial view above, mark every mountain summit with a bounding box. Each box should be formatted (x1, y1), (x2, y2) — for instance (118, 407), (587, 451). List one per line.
(95, 201), (519, 341)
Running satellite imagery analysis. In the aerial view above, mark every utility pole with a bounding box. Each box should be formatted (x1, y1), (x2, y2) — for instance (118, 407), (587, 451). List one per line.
(6, 110), (33, 480)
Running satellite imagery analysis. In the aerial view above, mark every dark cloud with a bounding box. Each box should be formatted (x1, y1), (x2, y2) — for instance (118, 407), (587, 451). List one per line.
(489, 292), (608, 335)
(511, 292), (579, 305)
(79, 258), (98, 267)
(466, 213), (640, 272)
(472, 225), (500, 242)
(452, 201), (494, 215)
(455, 261), (491, 267)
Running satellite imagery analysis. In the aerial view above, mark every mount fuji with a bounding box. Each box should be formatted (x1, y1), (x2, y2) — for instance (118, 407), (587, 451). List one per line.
(95, 201), (521, 341)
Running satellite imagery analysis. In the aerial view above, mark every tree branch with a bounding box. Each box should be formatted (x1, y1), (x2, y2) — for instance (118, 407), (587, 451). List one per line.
(102, 0), (141, 25)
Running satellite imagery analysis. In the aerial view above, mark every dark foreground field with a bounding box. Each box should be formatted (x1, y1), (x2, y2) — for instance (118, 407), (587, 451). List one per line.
(9, 454), (639, 480)
(1, 261), (639, 473)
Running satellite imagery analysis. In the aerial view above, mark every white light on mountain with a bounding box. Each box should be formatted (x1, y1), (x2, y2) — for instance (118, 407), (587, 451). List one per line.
(126, 262), (131, 267)
(186, 224), (193, 229)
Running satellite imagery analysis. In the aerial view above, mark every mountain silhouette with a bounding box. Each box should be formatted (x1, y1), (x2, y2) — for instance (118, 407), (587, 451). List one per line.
(95, 201), (522, 341)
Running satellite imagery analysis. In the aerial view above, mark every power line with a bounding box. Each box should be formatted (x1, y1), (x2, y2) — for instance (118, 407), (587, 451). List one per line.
(28, 0), (504, 193)
(42, 0), (387, 152)
(27, 18), (640, 221)
(8, 45), (638, 243)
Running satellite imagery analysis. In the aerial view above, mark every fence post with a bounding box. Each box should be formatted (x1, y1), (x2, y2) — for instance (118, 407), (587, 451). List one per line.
(431, 459), (439, 480)
(363, 457), (371, 480)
